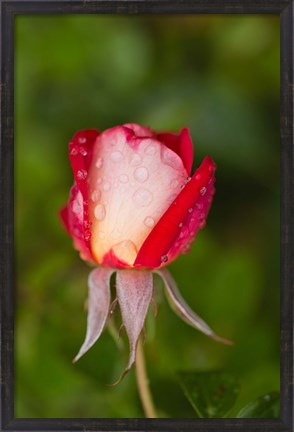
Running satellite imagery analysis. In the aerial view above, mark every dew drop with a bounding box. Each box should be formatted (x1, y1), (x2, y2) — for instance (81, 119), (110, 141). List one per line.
(199, 220), (206, 229)
(79, 146), (87, 156)
(112, 240), (138, 264)
(94, 204), (106, 221)
(70, 146), (79, 156)
(144, 216), (155, 228)
(162, 148), (182, 170)
(78, 137), (86, 144)
(84, 220), (91, 229)
(133, 188), (153, 207)
(186, 176), (191, 183)
(96, 157), (103, 168)
(119, 174), (129, 184)
(110, 151), (123, 162)
(134, 167), (149, 183)
(103, 182), (111, 192)
(84, 230), (91, 241)
(72, 197), (82, 215)
(130, 154), (142, 166)
(77, 169), (87, 180)
(200, 187), (207, 196)
(179, 222), (183, 228)
(91, 190), (101, 202)
(195, 173), (202, 181)
(161, 255), (168, 263)
(188, 207), (193, 213)
(179, 226), (189, 239)
(182, 245), (191, 254)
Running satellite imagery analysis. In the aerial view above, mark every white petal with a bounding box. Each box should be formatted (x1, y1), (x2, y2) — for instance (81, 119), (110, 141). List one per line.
(73, 267), (114, 362)
(88, 127), (188, 265)
(156, 268), (232, 345)
(115, 270), (153, 379)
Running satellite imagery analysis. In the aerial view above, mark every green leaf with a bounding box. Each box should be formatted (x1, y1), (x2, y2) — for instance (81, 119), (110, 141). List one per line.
(177, 370), (240, 418)
(236, 392), (280, 418)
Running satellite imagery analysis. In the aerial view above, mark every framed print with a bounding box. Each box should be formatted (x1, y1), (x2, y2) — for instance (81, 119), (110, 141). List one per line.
(0, 1), (293, 431)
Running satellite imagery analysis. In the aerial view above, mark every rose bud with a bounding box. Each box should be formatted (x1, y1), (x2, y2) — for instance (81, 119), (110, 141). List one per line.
(61, 123), (231, 382)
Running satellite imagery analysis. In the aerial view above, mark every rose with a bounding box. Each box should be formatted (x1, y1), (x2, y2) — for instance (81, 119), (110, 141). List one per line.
(61, 123), (231, 381)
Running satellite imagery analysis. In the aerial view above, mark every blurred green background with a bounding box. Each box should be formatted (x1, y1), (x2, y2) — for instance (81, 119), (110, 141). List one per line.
(15, 15), (280, 418)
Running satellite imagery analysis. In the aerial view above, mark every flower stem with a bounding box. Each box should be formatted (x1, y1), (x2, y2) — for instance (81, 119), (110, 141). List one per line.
(136, 338), (157, 418)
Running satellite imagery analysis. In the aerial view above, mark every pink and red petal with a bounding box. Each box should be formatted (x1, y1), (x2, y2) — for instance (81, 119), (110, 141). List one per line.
(156, 128), (193, 175)
(134, 156), (216, 269)
(61, 184), (93, 261)
(68, 129), (99, 259)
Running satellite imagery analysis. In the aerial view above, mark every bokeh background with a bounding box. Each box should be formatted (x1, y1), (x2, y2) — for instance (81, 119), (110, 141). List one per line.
(15, 15), (280, 418)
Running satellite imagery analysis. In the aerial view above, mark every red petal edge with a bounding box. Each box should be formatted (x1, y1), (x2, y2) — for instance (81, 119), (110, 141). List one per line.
(157, 128), (194, 175)
(65, 129), (99, 260)
(134, 156), (216, 269)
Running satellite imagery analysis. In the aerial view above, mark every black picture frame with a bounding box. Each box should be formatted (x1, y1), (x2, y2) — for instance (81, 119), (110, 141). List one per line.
(0, 1), (293, 431)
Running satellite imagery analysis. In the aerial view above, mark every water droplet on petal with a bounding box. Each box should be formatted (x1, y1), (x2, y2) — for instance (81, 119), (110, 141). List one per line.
(119, 174), (129, 184)
(162, 148), (183, 170)
(195, 173), (202, 181)
(110, 151), (123, 162)
(144, 216), (155, 227)
(133, 188), (153, 207)
(160, 255), (168, 263)
(79, 146), (87, 156)
(72, 195), (82, 215)
(78, 137), (86, 144)
(130, 154), (142, 166)
(84, 230), (91, 241)
(70, 146), (79, 156)
(134, 166), (149, 183)
(200, 221), (206, 229)
(103, 182), (111, 192)
(94, 204), (106, 221)
(200, 187), (207, 196)
(77, 169), (87, 180)
(96, 157), (103, 168)
(188, 207), (193, 213)
(186, 176), (191, 183)
(179, 222), (183, 228)
(182, 245), (191, 254)
(91, 190), (101, 202)
(112, 240), (138, 264)
(179, 226), (189, 239)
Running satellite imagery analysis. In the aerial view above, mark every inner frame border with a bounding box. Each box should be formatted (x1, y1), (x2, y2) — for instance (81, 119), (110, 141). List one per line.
(0, 1), (293, 431)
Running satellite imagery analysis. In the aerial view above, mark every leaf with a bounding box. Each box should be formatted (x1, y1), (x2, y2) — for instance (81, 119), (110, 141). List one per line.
(236, 392), (280, 418)
(177, 370), (240, 418)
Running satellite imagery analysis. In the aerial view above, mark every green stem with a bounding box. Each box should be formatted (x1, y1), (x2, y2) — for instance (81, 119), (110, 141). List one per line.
(136, 338), (157, 418)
